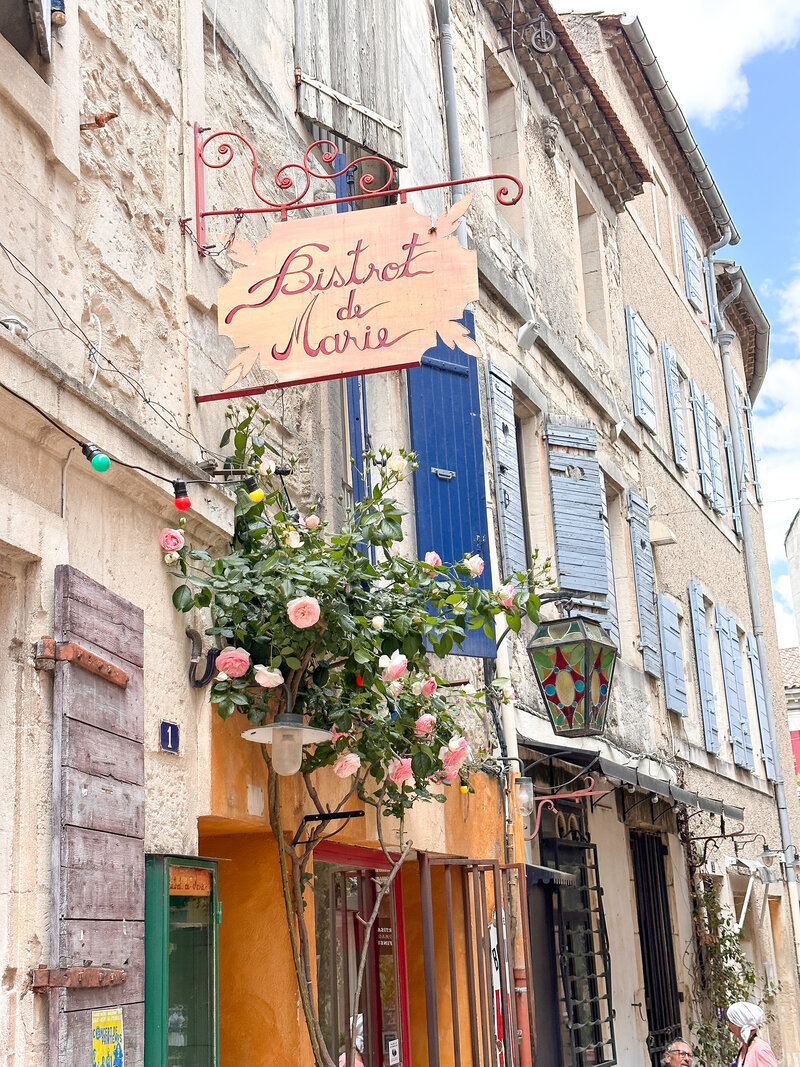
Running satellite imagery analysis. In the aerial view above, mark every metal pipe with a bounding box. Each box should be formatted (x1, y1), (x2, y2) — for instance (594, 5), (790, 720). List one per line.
(620, 15), (739, 244)
(434, 0), (467, 245)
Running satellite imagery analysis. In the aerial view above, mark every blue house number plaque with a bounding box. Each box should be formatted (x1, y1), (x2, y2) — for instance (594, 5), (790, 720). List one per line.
(160, 721), (180, 754)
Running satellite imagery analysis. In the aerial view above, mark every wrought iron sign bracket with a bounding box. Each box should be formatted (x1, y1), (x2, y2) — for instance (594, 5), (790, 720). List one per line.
(180, 124), (524, 257)
(525, 776), (613, 841)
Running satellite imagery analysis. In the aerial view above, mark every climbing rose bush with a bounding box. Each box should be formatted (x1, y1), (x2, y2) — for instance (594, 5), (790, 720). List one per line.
(166, 407), (551, 818)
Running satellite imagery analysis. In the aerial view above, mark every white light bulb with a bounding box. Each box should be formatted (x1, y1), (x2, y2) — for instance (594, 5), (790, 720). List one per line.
(516, 776), (535, 817)
(271, 725), (304, 776)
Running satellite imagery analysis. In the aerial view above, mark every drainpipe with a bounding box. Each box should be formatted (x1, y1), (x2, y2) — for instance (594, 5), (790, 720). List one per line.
(434, 0), (467, 245)
(715, 269), (800, 980)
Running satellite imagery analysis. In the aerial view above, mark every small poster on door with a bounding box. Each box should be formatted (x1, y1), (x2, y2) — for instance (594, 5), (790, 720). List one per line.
(92, 1007), (124, 1067)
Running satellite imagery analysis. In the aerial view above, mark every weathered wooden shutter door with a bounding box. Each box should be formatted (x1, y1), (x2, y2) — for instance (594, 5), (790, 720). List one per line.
(661, 342), (689, 471)
(546, 419), (608, 599)
(747, 634), (777, 780)
(576, 472), (619, 649)
(50, 566), (145, 1065)
(678, 215), (704, 311)
(715, 605), (753, 770)
(408, 313), (494, 657)
(703, 256), (718, 339)
(627, 490), (661, 677)
(29, 0), (53, 61)
(488, 364), (528, 579)
(688, 581), (719, 753)
(296, 0), (404, 163)
(625, 307), (657, 434)
(742, 394), (763, 503)
(723, 428), (742, 536)
(704, 397), (726, 513)
(689, 381), (712, 501)
(657, 595), (688, 715)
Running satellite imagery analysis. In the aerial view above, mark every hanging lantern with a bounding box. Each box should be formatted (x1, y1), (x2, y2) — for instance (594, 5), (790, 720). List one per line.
(527, 615), (617, 737)
(241, 713), (332, 775)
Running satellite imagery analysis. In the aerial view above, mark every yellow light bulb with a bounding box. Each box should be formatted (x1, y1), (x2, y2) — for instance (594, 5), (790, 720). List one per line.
(248, 488), (265, 503)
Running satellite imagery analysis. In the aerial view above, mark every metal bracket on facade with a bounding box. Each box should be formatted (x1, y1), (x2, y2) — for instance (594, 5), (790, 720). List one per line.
(31, 966), (127, 991)
(34, 639), (129, 689)
(525, 776), (612, 841)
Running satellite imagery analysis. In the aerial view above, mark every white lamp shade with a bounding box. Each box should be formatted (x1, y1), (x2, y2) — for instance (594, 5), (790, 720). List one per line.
(241, 713), (333, 776)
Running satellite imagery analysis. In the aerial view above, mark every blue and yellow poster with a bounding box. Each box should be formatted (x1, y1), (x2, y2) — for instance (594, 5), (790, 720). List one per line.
(92, 1007), (124, 1067)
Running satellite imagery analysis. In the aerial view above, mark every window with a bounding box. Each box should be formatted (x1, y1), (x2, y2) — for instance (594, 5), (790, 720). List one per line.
(313, 847), (409, 1067)
(661, 343), (689, 471)
(715, 606), (754, 770)
(650, 163), (677, 272)
(488, 364), (531, 578)
(628, 490), (661, 678)
(687, 580), (720, 755)
(574, 184), (609, 342)
(485, 51), (525, 236)
(678, 214), (705, 313)
(625, 307), (658, 435)
(145, 857), (220, 1067)
(658, 595), (689, 716)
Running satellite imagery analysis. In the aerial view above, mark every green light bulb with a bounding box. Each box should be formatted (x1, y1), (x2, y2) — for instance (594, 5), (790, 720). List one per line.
(91, 453), (111, 472)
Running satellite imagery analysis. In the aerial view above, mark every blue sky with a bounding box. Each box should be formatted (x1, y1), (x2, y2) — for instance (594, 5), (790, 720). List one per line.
(555, 1), (800, 645)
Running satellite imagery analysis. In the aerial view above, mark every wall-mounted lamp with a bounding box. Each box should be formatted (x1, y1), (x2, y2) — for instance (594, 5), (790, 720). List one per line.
(515, 776), (534, 817)
(241, 684), (332, 775)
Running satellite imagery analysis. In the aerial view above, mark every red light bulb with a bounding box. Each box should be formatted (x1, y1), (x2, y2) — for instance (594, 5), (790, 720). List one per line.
(173, 481), (192, 511)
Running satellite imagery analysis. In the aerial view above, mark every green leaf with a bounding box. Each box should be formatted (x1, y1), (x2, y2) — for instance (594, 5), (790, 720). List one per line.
(172, 585), (194, 612)
(220, 428), (231, 448)
(506, 611), (522, 634)
(353, 649), (370, 664)
(285, 656), (302, 670)
(411, 751), (433, 778)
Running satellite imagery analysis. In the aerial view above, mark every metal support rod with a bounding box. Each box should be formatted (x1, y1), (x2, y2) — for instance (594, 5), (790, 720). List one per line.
(418, 854), (441, 1067)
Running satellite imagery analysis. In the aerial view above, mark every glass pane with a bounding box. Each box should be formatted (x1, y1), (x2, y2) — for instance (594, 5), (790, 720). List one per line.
(168, 870), (214, 1067)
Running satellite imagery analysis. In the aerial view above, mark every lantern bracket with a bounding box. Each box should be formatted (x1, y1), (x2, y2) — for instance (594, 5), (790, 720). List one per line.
(525, 776), (613, 841)
(291, 810), (365, 847)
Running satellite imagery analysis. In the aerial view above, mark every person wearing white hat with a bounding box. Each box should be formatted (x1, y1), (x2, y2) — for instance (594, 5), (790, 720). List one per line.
(726, 1002), (778, 1066)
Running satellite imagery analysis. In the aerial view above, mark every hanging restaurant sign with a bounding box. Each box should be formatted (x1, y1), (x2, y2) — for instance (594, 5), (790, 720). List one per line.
(181, 129), (524, 401)
(217, 197), (479, 390)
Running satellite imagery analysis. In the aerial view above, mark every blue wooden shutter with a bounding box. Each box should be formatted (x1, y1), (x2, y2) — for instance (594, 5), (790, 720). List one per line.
(742, 394), (763, 503)
(627, 490), (661, 677)
(690, 380), (712, 501)
(703, 256), (718, 340)
(408, 311), (494, 657)
(488, 365), (528, 579)
(734, 383), (749, 482)
(704, 396), (726, 513)
(658, 595), (688, 715)
(579, 472), (619, 649)
(625, 307), (657, 434)
(747, 634), (776, 780)
(715, 605), (754, 770)
(546, 420), (608, 598)
(661, 342), (689, 471)
(724, 428), (742, 536)
(678, 215), (704, 312)
(688, 580), (719, 753)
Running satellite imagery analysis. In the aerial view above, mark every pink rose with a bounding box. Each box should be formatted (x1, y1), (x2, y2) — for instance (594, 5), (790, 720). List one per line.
(414, 713), (436, 737)
(287, 596), (321, 628)
(440, 736), (471, 781)
(333, 752), (361, 778)
(465, 554), (485, 577)
(387, 679), (403, 698)
(379, 650), (408, 682)
(285, 529), (302, 548)
(331, 725), (349, 742)
(497, 583), (515, 610)
(421, 677), (437, 698)
(302, 514), (320, 530)
(216, 647), (251, 678)
(388, 757), (415, 787)
(254, 664), (283, 688)
(424, 550), (442, 570)
(160, 528), (185, 551)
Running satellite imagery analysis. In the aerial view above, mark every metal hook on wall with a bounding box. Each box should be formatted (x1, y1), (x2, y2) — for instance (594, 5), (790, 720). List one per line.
(186, 627), (219, 688)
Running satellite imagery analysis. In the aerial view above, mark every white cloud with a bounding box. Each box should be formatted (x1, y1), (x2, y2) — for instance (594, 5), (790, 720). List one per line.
(778, 270), (800, 346)
(554, 1), (800, 125)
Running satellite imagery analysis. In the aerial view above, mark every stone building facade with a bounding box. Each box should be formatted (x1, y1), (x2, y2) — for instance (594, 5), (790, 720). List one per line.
(0, 2), (798, 1067)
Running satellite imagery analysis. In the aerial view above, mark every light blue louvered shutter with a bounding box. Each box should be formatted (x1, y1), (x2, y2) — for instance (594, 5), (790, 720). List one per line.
(625, 307), (658, 434)
(658, 595), (688, 715)
(703, 257), (718, 340)
(742, 394), (763, 503)
(716, 606), (754, 770)
(734, 384), (749, 481)
(679, 215), (704, 312)
(688, 580), (719, 753)
(488, 365), (528, 579)
(690, 381), (712, 501)
(723, 428), (742, 536)
(661, 342), (689, 471)
(747, 633), (776, 780)
(704, 396), (726, 513)
(627, 490), (661, 677)
(580, 472), (619, 649)
(547, 420), (608, 597)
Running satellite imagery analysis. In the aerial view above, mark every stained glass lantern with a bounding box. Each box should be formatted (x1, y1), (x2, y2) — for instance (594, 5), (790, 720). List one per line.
(527, 615), (617, 737)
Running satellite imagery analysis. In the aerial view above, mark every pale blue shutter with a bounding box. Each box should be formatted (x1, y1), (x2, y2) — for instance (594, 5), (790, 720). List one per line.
(679, 215), (704, 312)
(724, 428), (742, 536)
(625, 307), (657, 434)
(742, 395), (763, 503)
(704, 396), (726, 513)
(703, 257), (718, 340)
(661, 342), (689, 471)
(690, 381), (712, 501)
(488, 365), (528, 579)
(627, 490), (661, 677)
(747, 634), (776, 780)
(547, 420), (608, 597)
(688, 580), (719, 753)
(581, 473), (619, 649)
(734, 384), (749, 481)
(716, 606), (754, 770)
(658, 595), (688, 715)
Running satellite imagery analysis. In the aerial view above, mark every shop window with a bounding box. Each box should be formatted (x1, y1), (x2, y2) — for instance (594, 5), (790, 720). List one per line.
(145, 857), (220, 1067)
(314, 847), (409, 1067)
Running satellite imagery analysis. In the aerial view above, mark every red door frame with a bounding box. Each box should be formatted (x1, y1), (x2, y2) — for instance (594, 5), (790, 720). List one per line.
(314, 842), (412, 1067)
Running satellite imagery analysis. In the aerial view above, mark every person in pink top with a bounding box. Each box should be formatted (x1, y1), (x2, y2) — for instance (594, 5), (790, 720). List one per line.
(726, 1002), (778, 1066)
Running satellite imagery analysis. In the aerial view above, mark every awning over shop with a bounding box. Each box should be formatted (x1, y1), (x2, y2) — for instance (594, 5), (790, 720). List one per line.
(526, 863), (576, 887)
